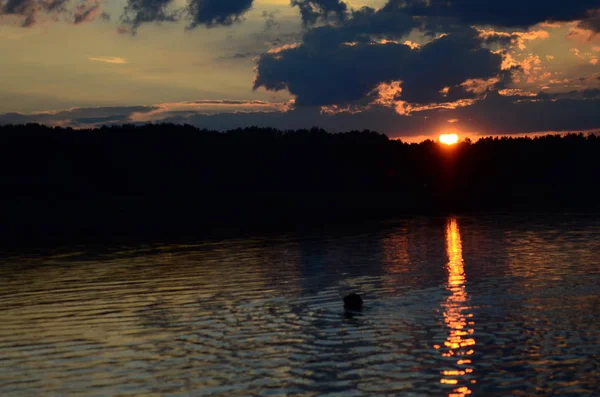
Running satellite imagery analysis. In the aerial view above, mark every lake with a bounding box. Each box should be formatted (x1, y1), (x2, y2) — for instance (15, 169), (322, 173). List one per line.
(1, 215), (599, 396)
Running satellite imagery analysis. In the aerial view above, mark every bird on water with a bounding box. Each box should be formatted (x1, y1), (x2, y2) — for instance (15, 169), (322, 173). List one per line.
(344, 293), (363, 311)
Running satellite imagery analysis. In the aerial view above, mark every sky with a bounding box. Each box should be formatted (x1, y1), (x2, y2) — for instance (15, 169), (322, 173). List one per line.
(1, 0), (600, 139)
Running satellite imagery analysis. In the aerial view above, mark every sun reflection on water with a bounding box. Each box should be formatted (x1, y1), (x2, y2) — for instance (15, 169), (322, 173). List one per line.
(438, 217), (476, 396)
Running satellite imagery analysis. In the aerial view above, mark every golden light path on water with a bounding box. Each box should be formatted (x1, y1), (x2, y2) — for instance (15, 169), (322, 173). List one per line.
(436, 218), (477, 396)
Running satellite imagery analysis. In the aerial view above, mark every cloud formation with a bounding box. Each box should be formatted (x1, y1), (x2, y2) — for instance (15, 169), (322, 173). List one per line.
(0, 106), (154, 126)
(4, 0), (600, 140)
(0, 0), (103, 26)
(186, 0), (253, 29)
(578, 9), (600, 34)
(73, 0), (101, 24)
(4, 91), (600, 139)
(88, 56), (128, 64)
(118, 0), (256, 32)
(119, 0), (179, 33)
(254, 27), (502, 108)
(252, 0), (600, 116)
(291, 0), (347, 26)
(391, 0), (600, 29)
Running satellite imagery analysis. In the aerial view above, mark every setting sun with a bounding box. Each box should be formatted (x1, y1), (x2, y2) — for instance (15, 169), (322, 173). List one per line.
(440, 134), (459, 145)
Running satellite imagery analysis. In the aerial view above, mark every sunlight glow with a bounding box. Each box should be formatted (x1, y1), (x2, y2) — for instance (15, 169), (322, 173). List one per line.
(438, 218), (477, 397)
(440, 134), (459, 145)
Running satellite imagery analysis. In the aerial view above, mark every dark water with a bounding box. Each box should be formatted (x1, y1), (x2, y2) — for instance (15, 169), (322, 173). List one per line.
(1, 215), (599, 396)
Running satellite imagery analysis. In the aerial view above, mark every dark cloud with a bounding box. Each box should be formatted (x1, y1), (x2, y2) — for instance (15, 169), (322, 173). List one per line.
(153, 94), (600, 136)
(290, 0), (347, 26)
(0, 0), (110, 26)
(3, 95), (600, 138)
(388, 0), (600, 29)
(186, 0), (253, 29)
(73, 0), (100, 24)
(451, 91), (600, 134)
(119, 0), (179, 33)
(0, 106), (155, 126)
(578, 9), (600, 33)
(254, 28), (502, 106)
(0, 0), (102, 26)
(119, 0), (255, 32)
(537, 88), (600, 100)
(218, 52), (260, 60)
(300, 6), (416, 48)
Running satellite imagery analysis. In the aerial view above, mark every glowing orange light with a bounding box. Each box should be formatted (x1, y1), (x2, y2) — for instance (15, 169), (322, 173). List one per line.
(441, 379), (459, 385)
(440, 134), (459, 145)
(439, 218), (477, 397)
(442, 370), (466, 376)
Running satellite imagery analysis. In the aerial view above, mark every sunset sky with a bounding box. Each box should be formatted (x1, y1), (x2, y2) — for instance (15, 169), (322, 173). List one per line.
(1, 0), (600, 139)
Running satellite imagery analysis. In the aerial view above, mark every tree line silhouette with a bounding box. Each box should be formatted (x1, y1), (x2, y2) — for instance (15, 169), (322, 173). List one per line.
(1, 123), (599, 244)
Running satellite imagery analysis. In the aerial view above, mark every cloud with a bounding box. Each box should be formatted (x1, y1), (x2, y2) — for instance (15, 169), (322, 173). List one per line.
(0, 101), (291, 128)
(253, 1), (600, 114)
(391, 0), (600, 29)
(578, 9), (600, 33)
(118, 0), (256, 33)
(0, 106), (154, 126)
(0, 0), (103, 26)
(567, 26), (600, 42)
(88, 56), (128, 64)
(1, 0), (67, 26)
(449, 90), (600, 134)
(217, 52), (260, 61)
(301, 6), (417, 48)
(537, 88), (600, 100)
(477, 28), (550, 50)
(186, 0), (253, 29)
(119, 0), (179, 34)
(261, 10), (278, 32)
(254, 27), (502, 108)
(567, 47), (600, 65)
(3, 92), (600, 138)
(291, 0), (348, 26)
(72, 0), (100, 24)
(128, 99), (292, 121)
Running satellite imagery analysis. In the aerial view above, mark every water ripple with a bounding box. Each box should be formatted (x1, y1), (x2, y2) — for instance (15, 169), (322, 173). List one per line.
(1, 215), (599, 396)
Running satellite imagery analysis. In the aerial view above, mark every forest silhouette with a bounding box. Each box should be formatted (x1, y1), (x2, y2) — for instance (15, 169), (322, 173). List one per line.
(1, 123), (599, 244)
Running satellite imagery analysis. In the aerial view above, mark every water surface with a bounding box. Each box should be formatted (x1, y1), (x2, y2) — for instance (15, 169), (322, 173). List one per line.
(1, 215), (599, 396)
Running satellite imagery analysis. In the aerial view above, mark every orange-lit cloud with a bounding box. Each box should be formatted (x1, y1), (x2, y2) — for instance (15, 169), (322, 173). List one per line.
(568, 47), (600, 65)
(88, 56), (128, 64)
(403, 40), (420, 49)
(477, 28), (550, 50)
(129, 99), (293, 122)
(369, 80), (477, 116)
(567, 27), (600, 42)
(539, 22), (563, 29)
(319, 104), (363, 115)
(461, 78), (500, 94)
(520, 55), (553, 83)
(372, 80), (405, 113)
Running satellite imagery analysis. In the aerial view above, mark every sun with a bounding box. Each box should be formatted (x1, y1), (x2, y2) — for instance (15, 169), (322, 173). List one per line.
(439, 134), (459, 145)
